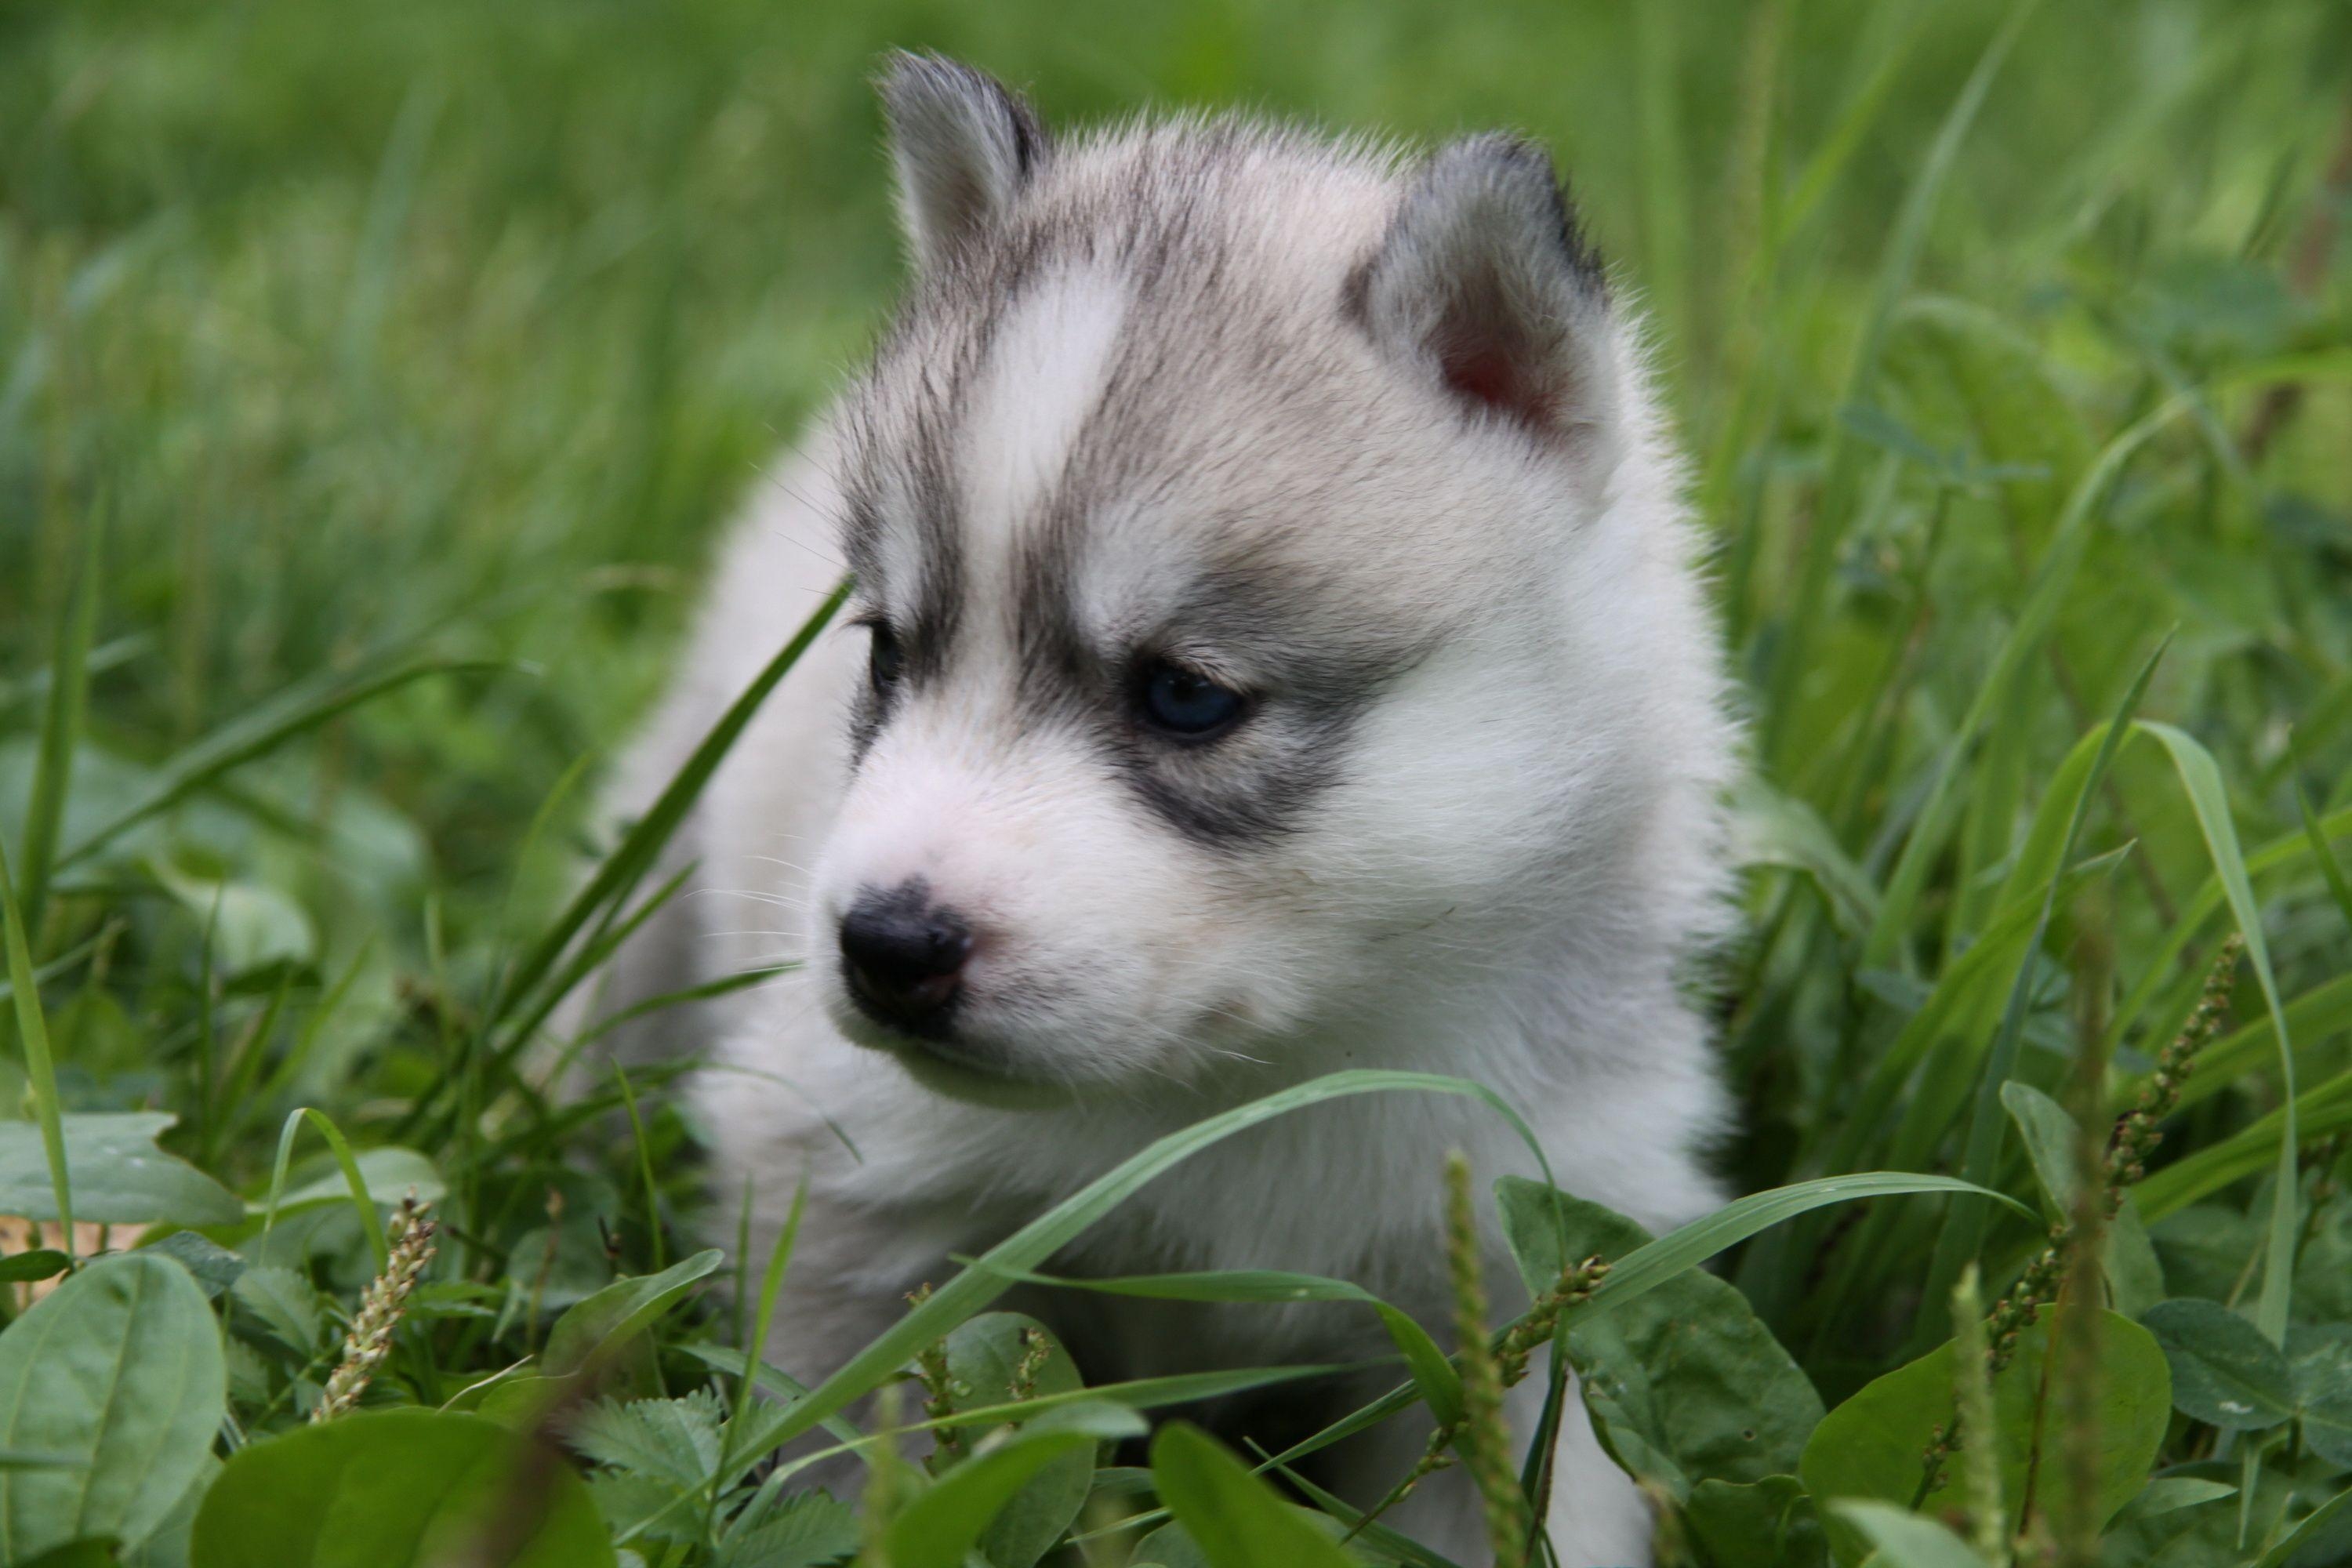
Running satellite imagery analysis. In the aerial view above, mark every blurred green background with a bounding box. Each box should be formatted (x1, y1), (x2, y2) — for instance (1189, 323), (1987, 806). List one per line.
(2, 0), (2350, 1194)
(9, 12), (2352, 1561)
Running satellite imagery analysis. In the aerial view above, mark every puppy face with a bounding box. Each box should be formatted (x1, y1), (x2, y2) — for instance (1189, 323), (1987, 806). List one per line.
(804, 60), (1646, 1101)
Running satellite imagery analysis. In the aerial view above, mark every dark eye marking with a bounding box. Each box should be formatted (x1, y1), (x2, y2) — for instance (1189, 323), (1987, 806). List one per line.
(1134, 657), (1248, 740)
(865, 619), (907, 695)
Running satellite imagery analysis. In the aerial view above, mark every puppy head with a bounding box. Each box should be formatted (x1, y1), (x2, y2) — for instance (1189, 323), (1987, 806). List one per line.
(808, 57), (1687, 1102)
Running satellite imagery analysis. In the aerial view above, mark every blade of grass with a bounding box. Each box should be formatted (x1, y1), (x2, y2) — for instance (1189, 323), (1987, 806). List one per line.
(454, 858), (701, 1127)
(1912, 638), (2166, 1347)
(0, 930), (103, 1011)
(482, 747), (598, 1020)
(759, 1069), (1560, 1452)
(2136, 1067), (2352, 1220)
(0, 633), (146, 720)
(2137, 721), (2299, 1345)
(952, 1259), (1463, 1428)
(1862, 399), (2187, 971)
(205, 969), (297, 1167)
(2103, 803), (2352, 1057)
(1764, 0), (2040, 765)
(55, 654), (497, 870)
(707, 1173), (808, 1538)
(1085, 1169), (2033, 1547)
(2165, 974), (2352, 1115)
(567, 963), (798, 1053)
(402, 581), (850, 1149)
(258, 1106), (389, 1269)
(477, 581), (847, 1038)
(0, 839), (73, 1261)
(16, 501), (101, 937)
(611, 1063), (664, 1273)
(2289, 735), (2352, 931)
(251, 937), (375, 1110)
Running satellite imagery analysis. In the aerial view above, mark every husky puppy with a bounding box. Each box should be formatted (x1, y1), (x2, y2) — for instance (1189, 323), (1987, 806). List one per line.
(592, 54), (1737, 1566)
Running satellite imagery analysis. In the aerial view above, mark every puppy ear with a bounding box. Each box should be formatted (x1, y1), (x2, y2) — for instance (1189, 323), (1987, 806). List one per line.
(877, 53), (1048, 271)
(1351, 135), (1613, 443)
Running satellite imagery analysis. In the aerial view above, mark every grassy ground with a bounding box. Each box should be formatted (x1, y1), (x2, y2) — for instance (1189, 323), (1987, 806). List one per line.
(3, 1), (2352, 1564)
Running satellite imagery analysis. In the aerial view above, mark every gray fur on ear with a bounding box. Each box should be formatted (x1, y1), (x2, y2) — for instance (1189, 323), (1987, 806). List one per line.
(1349, 135), (1612, 441)
(877, 53), (1048, 271)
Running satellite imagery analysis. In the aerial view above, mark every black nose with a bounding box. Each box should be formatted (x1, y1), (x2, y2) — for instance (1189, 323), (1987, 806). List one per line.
(838, 881), (972, 1032)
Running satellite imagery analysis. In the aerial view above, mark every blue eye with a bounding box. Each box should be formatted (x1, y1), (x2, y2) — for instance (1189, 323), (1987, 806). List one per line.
(1140, 659), (1246, 738)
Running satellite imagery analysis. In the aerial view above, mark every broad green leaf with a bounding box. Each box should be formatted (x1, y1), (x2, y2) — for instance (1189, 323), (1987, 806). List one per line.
(0, 1253), (66, 1287)
(150, 864), (315, 978)
(566, 1389), (723, 1491)
(2288, 1323), (2352, 1468)
(2108, 1475), (2236, 1525)
(583, 1472), (679, 1545)
(122, 1454), (217, 1568)
(438, 1360), (538, 1415)
(2143, 1298), (2292, 1432)
(0, 1115), (242, 1226)
(1997, 1080), (2082, 1220)
(140, 1233), (245, 1300)
(936, 1315), (1091, 1568)
(1130, 1521), (1214, 1568)
(1147, 1424), (1353, 1568)
(1829, 1502), (1987, 1568)
(1496, 1181), (1824, 1498)
(1798, 1314), (2168, 1565)
(735, 1358), (1374, 1519)
(886, 1404), (1142, 1568)
(2250, 1485), (2352, 1568)
(269, 1147), (444, 1213)
(2103, 1196), (2168, 1320)
(709, 1491), (856, 1567)
(0, 1254), (227, 1563)
(1229, 1171), (2037, 1504)
(952, 1265), (1461, 1430)
(2149, 1207), (2265, 1308)
(228, 1265), (322, 1356)
(541, 1248), (722, 1377)
(188, 1409), (612, 1567)
(1686, 1475), (1827, 1568)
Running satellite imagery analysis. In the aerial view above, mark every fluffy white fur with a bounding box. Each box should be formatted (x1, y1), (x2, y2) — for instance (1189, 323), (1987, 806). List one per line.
(588, 55), (1740, 1566)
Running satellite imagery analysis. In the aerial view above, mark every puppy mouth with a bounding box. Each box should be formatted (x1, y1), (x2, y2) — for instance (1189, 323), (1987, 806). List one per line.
(829, 985), (1076, 1109)
(841, 970), (961, 1042)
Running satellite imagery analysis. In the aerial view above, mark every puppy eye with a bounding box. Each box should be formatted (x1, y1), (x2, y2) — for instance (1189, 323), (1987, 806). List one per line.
(867, 622), (906, 693)
(1138, 659), (1246, 739)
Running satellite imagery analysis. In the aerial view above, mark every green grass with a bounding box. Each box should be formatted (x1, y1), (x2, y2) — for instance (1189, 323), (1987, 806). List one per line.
(3, 0), (2352, 1564)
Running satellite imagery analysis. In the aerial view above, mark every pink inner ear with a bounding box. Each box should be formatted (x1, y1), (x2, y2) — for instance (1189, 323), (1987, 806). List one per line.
(1438, 336), (1554, 431)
